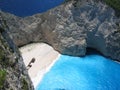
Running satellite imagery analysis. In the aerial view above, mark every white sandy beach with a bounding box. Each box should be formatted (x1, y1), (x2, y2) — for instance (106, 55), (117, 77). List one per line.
(19, 43), (60, 88)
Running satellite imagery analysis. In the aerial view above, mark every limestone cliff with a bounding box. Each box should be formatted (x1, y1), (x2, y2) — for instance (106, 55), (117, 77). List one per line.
(0, 16), (34, 90)
(0, 0), (120, 61)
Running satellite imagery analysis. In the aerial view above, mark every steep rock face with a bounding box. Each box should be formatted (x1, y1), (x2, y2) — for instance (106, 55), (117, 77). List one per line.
(0, 0), (120, 61)
(0, 16), (34, 90)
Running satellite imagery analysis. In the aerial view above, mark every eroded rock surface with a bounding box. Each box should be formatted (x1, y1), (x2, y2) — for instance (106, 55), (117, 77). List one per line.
(0, 15), (34, 90)
(0, 0), (120, 61)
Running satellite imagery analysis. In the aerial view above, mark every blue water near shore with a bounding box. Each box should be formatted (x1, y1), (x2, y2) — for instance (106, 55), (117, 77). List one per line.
(36, 54), (120, 90)
(0, 0), (64, 17)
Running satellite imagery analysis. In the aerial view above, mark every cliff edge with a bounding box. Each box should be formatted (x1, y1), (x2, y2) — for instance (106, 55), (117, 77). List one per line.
(0, 15), (34, 90)
(0, 0), (120, 61)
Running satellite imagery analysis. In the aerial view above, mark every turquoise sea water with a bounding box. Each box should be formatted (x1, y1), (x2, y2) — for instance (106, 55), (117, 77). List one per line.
(0, 0), (64, 17)
(36, 54), (120, 90)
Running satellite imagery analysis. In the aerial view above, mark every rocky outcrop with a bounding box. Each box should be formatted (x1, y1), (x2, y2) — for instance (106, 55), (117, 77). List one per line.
(0, 0), (120, 61)
(0, 16), (34, 90)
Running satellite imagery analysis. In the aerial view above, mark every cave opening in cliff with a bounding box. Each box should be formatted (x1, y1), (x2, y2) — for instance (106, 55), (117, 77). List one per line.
(86, 47), (103, 56)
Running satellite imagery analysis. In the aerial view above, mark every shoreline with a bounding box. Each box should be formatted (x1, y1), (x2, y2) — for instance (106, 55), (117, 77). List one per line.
(33, 54), (60, 88)
(19, 43), (60, 88)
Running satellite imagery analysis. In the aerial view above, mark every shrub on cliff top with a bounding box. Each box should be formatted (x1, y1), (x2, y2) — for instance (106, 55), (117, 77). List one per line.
(64, 0), (120, 11)
(105, 0), (120, 10)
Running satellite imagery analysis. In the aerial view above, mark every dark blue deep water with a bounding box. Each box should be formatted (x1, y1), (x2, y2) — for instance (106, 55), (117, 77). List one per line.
(0, 0), (64, 17)
(36, 54), (120, 90)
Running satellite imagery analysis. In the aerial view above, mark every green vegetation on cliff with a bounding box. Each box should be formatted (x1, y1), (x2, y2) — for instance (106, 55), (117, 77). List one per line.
(0, 69), (6, 89)
(0, 40), (11, 68)
(105, 0), (120, 11)
(0, 47), (4, 60)
(22, 78), (29, 90)
(0, 15), (34, 90)
(0, 33), (33, 90)
(64, 0), (120, 14)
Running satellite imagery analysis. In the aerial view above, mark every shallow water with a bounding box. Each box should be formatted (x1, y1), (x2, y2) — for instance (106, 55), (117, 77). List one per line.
(0, 0), (64, 17)
(36, 54), (120, 90)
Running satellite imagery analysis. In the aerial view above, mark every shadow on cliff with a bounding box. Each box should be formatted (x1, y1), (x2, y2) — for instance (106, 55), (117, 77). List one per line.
(86, 47), (103, 56)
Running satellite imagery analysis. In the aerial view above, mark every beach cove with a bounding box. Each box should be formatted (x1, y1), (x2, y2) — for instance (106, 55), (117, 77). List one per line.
(19, 43), (120, 90)
(19, 43), (60, 88)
